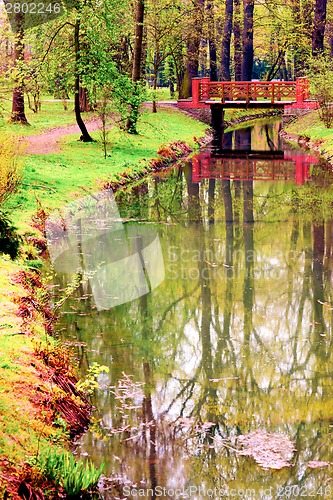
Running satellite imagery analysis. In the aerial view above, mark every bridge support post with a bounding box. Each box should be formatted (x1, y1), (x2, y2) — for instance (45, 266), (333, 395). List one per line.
(211, 104), (224, 135)
(296, 77), (309, 106)
(192, 78), (201, 106)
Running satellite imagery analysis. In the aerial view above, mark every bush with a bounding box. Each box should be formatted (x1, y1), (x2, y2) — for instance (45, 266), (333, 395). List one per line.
(0, 134), (23, 204)
(0, 211), (21, 259)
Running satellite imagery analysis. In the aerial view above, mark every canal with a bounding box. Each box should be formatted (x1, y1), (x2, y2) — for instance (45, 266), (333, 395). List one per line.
(49, 119), (333, 498)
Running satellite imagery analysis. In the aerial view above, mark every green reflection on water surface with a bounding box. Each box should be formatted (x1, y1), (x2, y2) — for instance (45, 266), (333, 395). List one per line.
(54, 121), (333, 498)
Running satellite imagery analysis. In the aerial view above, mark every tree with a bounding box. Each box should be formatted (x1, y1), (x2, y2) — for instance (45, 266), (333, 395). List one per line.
(179, 0), (204, 99)
(29, 0), (140, 138)
(206, 0), (217, 81)
(125, 0), (145, 131)
(146, 0), (192, 111)
(233, 0), (242, 80)
(74, 17), (94, 142)
(132, 0), (145, 82)
(220, 0), (234, 81)
(241, 0), (255, 80)
(312, 0), (327, 55)
(10, 13), (29, 124)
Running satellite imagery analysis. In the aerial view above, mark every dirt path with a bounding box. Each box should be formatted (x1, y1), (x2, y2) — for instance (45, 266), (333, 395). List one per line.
(24, 118), (102, 155)
(24, 102), (180, 155)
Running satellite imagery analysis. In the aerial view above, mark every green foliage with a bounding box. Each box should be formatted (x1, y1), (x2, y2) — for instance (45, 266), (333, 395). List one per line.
(112, 78), (146, 133)
(37, 447), (104, 497)
(77, 362), (110, 395)
(309, 56), (333, 128)
(78, 45), (146, 134)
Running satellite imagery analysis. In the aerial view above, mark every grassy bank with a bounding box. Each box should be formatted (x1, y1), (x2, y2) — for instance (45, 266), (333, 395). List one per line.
(0, 103), (208, 497)
(283, 110), (333, 162)
(6, 105), (208, 231)
(0, 256), (68, 497)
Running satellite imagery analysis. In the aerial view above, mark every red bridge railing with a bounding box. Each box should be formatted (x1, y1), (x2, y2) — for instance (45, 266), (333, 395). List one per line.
(190, 77), (310, 106)
(192, 149), (319, 185)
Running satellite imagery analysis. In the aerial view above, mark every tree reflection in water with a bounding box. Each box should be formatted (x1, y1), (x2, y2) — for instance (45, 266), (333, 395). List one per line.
(54, 120), (333, 497)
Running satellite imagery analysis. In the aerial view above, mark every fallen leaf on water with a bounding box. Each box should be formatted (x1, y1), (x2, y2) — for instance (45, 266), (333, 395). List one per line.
(237, 430), (296, 470)
(307, 461), (331, 469)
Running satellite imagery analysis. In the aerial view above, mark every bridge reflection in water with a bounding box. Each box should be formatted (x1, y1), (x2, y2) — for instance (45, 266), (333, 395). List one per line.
(192, 126), (319, 185)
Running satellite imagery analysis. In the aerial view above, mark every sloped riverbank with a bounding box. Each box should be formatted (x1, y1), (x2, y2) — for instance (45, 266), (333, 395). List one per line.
(0, 106), (209, 498)
(282, 110), (333, 166)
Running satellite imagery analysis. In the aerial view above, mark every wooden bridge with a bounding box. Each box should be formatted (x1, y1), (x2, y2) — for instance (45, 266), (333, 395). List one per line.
(178, 77), (317, 113)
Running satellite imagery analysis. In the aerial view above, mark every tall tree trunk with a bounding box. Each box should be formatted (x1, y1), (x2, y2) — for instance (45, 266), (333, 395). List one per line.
(179, 45), (199, 98)
(266, 49), (285, 80)
(233, 0), (242, 80)
(126, 0), (145, 131)
(74, 19), (94, 142)
(206, 0), (218, 81)
(179, 0), (204, 98)
(10, 13), (29, 124)
(312, 0), (327, 55)
(220, 0), (233, 81)
(241, 0), (254, 81)
(79, 87), (93, 112)
(326, 23), (333, 57)
(132, 0), (145, 82)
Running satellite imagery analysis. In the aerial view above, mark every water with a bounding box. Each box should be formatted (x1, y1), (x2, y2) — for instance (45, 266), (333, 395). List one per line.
(52, 120), (333, 499)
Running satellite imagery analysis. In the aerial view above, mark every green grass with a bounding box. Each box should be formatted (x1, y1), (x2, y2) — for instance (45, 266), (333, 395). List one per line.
(285, 110), (333, 155)
(6, 106), (208, 231)
(146, 87), (177, 101)
(0, 88), (177, 138)
(0, 98), (84, 136)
